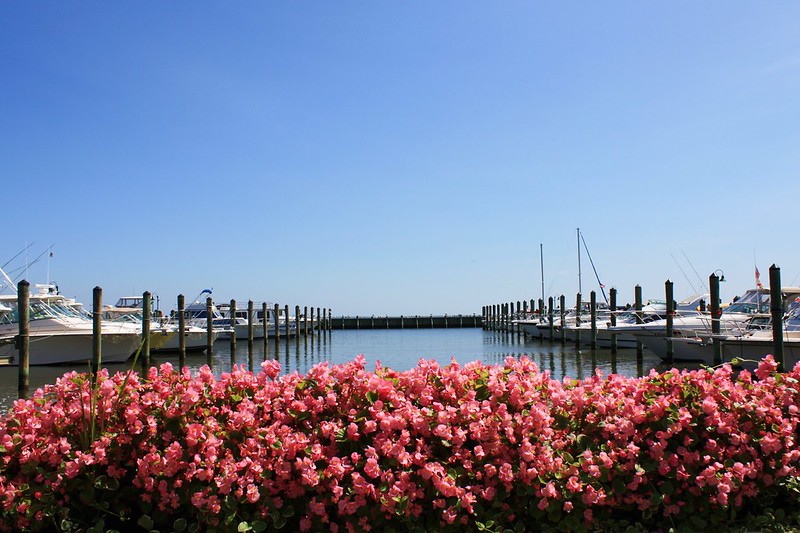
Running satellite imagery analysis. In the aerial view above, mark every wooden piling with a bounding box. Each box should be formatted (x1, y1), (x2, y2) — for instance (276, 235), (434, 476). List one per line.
(263, 302), (269, 354)
(770, 264), (784, 371)
(634, 285), (643, 361)
(142, 291), (151, 369)
(548, 296), (554, 340)
(559, 295), (566, 344)
(17, 280), (30, 398)
(206, 297), (214, 364)
(92, 286), (102, 375)
(710, 274), (721, 365)
(295, 305), (301, 339)
(178, 294), (186, 368)
(275, 303), (281, 342)
(575, 293), (582, 348)
(590, 290), (597, 349)
(665, 280), (674, 365)
(248, 300), (255, 369)
(285, 305), (290, 340)
(309, 307), (315, 337)
(609, 288), (617, 354)
(229, 299), (236, 364)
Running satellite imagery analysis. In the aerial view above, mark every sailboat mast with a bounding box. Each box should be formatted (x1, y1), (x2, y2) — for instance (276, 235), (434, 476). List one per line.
(540, 243), (545, 307)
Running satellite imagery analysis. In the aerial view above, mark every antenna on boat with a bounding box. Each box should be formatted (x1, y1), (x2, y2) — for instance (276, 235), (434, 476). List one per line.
(540, 243), (545, 307)
(670, 252), (699, 294)
(1, 243), (35, 272)
(579, 230), (609, 305)
(46, 245), (54, 286)
(0, 265), (16, 294)
(681, 249), (709, 293)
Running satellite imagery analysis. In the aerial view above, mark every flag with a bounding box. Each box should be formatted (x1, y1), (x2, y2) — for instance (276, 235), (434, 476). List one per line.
(755, 266), (763, 290)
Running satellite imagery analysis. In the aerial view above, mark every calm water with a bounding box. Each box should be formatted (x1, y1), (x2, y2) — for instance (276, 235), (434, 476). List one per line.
(0, 328), (668, 414)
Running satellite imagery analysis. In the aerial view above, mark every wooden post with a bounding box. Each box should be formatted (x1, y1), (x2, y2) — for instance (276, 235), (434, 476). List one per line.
(275, 303), (281, 342)
(770, 264), (785, 371)
(285, 305), (290, 341)
(178, 294), (186, 368)
(295, 305), (301, 340)
(590, 290), (597, 349)
(548, 296), (554, 340)
(317, 307), (322, 332)
(559, 295), (566, 344)
(92, 286), (102, 375)
(575, 292), (582, 347)
(142, 291), (151, 368)
(229, 299), (237, 364)
(17, 280), (30, 398)
(710, 273), (722, 365)
(248, 300), (255, 368)
(665, 280), (674, 365)
(206, 297), (214, 364)
(609, 288), (618, 354)
(268, 302), (269, 358)
(309, 307), (314, 337)
(635, 285), (643, 361)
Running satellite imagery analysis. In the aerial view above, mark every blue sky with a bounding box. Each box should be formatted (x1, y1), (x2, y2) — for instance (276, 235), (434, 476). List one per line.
(2, 2), (800, 315)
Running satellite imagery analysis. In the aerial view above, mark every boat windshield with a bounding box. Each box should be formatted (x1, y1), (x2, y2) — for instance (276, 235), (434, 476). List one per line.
(724, 301), (769, 315)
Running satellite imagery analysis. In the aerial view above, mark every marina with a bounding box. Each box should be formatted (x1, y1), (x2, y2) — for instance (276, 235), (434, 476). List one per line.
(0, 326), (665, 413)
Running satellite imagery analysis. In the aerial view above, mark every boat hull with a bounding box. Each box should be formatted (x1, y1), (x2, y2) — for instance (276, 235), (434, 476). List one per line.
(0, 332), (140, 366)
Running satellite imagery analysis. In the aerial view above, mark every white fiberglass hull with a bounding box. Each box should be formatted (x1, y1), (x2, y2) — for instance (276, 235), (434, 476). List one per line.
(0, 331), (140, 366)
(637, 335), (714, 363)
(152, 328), (217, 352)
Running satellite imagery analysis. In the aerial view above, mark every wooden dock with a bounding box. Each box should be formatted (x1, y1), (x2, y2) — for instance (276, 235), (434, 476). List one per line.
(330, 315), (482, 330)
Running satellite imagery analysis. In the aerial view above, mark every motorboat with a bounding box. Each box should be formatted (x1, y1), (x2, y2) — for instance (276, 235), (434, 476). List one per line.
(716, 306), (800, 370)
(636, 288), (800, 364)
(0, 291), (142, 365)
(104, 296), (216, 353)
(215, 301), (298, 340)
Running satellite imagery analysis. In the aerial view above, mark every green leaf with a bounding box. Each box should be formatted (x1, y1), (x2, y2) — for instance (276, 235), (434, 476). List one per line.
(173, 518), (188, 532)
(137, 516), (155, 530)
(237, 522), (251, 532)
(251, 522), (267, 533)
(273, 516), (287, 529)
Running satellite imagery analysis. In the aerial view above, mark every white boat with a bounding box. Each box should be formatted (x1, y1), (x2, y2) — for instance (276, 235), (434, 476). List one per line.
(716, 306), (800, 370)
(636, 288), (800, 364)
(105, 296), (217, 352)
(0, 291), (142, 366)
(215, 302), (298, 340)
(511, 315), (558, 339)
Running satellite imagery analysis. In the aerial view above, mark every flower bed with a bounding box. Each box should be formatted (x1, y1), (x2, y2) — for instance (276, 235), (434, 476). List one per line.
(1, 355), (800, 532)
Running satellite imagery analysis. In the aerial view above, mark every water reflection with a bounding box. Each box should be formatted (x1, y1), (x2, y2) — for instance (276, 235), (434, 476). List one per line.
(1, 329), (669, 412)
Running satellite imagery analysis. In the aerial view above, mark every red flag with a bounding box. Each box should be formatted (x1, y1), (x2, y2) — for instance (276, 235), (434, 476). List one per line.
(755, 266), (764, 289)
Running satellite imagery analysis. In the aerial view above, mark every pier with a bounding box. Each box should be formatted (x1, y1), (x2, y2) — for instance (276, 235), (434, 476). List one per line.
(330, 314), (482, 329)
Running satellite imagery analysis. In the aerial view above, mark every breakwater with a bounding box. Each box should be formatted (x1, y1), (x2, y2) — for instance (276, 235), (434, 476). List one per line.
(330, 315), (482, 329)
